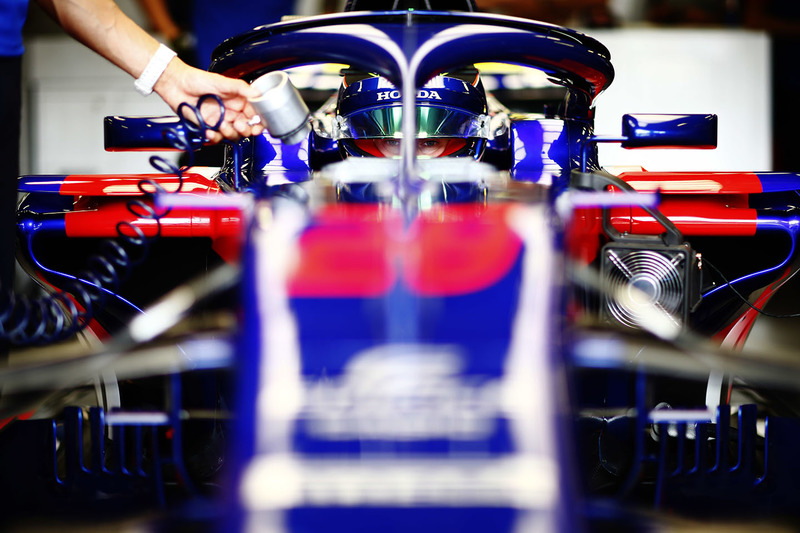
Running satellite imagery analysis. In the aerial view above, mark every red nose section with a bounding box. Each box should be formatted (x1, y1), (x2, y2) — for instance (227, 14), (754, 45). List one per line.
(288, 203), (523, 298)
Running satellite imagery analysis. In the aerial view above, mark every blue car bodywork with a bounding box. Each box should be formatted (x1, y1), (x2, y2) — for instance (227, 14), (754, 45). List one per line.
(5, 7), (800, 532)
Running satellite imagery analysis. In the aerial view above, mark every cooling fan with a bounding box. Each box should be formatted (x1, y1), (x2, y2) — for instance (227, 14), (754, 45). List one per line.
(601, 243), (701, 330)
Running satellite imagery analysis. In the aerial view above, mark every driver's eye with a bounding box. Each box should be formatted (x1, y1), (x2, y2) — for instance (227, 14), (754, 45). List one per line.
(416, 138), (446, 156)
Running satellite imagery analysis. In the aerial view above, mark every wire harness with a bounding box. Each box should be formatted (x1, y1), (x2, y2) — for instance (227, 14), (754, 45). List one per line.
(0, 95), (226, 345)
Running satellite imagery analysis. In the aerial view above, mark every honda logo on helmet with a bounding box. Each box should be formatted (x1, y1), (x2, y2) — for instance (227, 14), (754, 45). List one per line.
(376, 90), (442, 101)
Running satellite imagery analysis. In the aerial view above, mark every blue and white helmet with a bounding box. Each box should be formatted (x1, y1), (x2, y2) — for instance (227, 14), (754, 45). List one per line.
(333, 70), (490, 159)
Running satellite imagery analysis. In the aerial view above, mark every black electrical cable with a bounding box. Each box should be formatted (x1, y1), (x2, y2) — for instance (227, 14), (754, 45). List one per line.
(0, 95), (226, 345)
(703, 257), (800, 319)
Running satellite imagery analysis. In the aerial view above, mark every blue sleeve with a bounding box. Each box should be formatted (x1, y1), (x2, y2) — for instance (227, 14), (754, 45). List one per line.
(0, 0), (29, 57)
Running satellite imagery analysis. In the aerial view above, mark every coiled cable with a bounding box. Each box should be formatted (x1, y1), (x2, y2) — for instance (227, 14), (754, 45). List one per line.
(1, 95), (226, 345)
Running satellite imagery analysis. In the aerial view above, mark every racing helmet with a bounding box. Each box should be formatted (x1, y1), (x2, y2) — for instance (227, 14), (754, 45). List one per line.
(333, 69), (490, 159)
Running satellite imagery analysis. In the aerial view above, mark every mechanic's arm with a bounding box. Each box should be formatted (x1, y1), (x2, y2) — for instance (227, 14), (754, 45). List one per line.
(34, 0), (263, 143)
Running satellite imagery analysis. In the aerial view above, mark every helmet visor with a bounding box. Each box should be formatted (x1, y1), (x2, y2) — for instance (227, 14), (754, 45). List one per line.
(335, 105), (488, 140)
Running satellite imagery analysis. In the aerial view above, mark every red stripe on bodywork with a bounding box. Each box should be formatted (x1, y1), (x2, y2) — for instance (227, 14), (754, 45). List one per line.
(405, 204), (523, 295)
(617, 172), (763, 194)
(565, 207), (604, 265)
(65, 198), (242, 240)
(288, 204), (401, 297)
(715, 268), (790, 350)
(0, 411), (33, 432)
(609, 197), (758, 237)
(59, 173), (219, 196)
(288, 203), (523, 298)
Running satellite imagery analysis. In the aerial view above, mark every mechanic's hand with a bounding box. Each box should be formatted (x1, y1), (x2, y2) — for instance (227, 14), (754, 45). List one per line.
(154, 58), (264, 143)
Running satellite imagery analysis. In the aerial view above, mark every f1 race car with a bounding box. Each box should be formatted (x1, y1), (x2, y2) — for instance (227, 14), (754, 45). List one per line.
(4, 0), (800, 531)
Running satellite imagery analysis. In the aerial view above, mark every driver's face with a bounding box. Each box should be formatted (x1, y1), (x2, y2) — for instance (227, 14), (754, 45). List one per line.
(373, 138), (449, 158)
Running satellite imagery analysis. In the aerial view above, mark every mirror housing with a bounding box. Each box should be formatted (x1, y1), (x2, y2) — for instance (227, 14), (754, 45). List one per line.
(621, 114), (717, 149)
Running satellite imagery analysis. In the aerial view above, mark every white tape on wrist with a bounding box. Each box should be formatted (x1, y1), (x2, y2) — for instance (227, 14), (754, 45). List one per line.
(134, 44), (177, 96)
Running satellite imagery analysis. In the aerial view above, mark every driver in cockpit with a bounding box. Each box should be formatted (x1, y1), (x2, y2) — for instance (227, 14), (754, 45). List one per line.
(332, 68), (491, 160)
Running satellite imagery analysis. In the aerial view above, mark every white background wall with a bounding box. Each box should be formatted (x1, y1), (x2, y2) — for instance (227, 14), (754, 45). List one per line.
(24, 37), (176, 175)
(21, 0), (176, 175)
(22, 25), (772, 175)
(587, 28), (771, 172)
(19, 0), (333, 176)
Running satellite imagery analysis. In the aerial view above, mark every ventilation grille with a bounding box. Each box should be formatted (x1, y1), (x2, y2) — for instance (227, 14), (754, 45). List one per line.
(602, 244), (699, 329)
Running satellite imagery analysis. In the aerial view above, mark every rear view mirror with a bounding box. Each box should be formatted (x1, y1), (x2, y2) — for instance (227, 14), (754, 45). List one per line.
(621, 114), (717, 149)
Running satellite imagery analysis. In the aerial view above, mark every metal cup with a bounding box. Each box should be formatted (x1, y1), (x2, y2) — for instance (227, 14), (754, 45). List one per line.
(250, 71), (311, 145)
